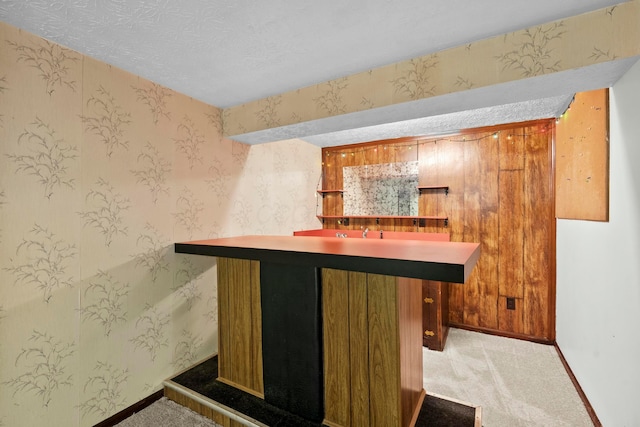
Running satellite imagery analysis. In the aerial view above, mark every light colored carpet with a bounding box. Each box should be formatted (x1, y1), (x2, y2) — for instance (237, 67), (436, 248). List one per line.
(116, 329), (593, 426)
(423, 328), (594, 426)
(114, 397), (222, 427)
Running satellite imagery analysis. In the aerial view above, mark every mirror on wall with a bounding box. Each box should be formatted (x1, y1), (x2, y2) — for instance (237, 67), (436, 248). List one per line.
(343, 161), (419, 216)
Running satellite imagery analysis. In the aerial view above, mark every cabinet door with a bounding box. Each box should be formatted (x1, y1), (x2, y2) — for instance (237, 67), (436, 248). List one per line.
(422, 280), (449, 351)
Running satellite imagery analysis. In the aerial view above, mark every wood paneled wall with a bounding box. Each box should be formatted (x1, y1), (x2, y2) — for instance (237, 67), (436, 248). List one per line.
(320, 120), (556, 341)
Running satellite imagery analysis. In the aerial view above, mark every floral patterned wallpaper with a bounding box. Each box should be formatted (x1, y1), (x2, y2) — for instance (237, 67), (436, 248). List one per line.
(224, 2), (640, 137)
(343, 162), (419, 216)
(0, 22), (320, 427)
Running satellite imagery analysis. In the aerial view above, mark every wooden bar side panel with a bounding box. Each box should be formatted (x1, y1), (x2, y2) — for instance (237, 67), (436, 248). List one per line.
(229, 258), (254, 391)
(367, 273), (401, 427)
(217, 258), (263, 396)
(217, 257), (231, 381)
(322, 268), (352, 427)
(250, 260), (264, 394)
(349, 271), (370, 427)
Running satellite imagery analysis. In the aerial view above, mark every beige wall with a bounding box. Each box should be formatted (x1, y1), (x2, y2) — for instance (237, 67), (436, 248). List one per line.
(0, 22), (321, 426)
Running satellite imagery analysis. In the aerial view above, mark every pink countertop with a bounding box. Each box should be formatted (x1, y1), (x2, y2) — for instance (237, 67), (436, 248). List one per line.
(176, 235), (480, 284)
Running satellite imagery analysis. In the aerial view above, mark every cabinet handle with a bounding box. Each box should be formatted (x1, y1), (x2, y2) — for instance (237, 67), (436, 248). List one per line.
(424, 330), (435, 337)
(424, 297), (434, 304)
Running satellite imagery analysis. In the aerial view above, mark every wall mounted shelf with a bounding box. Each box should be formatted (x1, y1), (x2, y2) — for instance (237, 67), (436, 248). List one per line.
(317, 189), (343, 197)
(417, 185), (449, 195)
(317, 215), (448, 227)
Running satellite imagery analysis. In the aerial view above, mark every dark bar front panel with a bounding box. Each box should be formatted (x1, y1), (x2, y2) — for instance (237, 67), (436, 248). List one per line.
(260, 261), (324, 422)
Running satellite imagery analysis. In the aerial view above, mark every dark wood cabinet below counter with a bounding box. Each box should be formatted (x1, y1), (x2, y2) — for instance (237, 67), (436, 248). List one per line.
(422, 280), (449, 351)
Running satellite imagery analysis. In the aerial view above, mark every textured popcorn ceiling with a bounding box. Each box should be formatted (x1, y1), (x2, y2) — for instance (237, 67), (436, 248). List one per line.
(0, 0), (630, 146)
(304, 97), (573, 148)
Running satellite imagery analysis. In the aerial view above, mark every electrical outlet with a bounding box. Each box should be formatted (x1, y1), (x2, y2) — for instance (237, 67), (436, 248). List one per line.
(506, 297), (516, 310)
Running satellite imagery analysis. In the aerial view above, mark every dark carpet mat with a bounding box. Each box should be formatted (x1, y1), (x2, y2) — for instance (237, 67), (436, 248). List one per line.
(170, 356), (477, 427)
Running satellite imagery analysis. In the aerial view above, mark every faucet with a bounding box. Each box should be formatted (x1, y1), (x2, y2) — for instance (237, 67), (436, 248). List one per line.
(362, 227), (369, 238)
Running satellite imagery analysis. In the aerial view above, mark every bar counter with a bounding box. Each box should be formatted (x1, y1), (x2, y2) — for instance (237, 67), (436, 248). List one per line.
(174, 235), (480, 427)
(175, 234), (480, 283)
